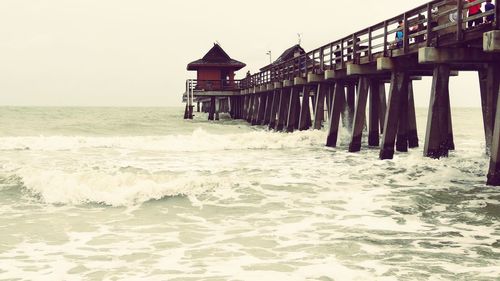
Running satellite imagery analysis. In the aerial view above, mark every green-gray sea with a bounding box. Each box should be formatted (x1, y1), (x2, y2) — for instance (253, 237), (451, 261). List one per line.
(0, 107), (499, 281)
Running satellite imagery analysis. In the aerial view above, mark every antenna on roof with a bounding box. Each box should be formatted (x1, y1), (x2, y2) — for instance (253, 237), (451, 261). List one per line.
(266, 50), (272, 64)
(297, 33), (302, 45)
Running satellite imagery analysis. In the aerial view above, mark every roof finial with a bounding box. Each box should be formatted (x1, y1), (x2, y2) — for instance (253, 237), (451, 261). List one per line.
(215, 40), (220, 46)
(297, 33), (302, 46)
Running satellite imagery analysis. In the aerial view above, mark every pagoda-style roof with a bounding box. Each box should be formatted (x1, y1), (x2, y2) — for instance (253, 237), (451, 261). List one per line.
(187, 43), (246, 71)
(260, 44), (306, 71)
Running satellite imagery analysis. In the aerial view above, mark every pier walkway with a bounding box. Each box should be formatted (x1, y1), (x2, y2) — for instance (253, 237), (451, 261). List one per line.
(183, 0), (500, 186)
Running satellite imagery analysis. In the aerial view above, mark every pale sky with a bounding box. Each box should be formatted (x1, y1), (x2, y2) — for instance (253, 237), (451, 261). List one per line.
(0, 0), (482, 107)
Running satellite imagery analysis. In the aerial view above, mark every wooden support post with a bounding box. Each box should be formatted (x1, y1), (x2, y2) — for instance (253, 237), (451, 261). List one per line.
(311, 93), (317, 117)
(326, 81), (346, 147)
(424, 65), (452, 158)
(368, 79), (380, 147)
(263, 93), (272, 125)
(276, 89), (290, 131)
(269, 91), (279, 130)
(286, 86), (300, 132)
(326, 84), (334, 120)
(197, 101), (200, 113)
(228, 98), (233, 118)
(346, 83), (356, 130)
(236, 97), (245, 119)
(252, 95), (260, 123)
(487, 78), (500, 185)
(188, 104), (194, 119)
(479, 64), (500, 154)
(208, 96), (216, 121)
(241, 96), (248, 119)
(246, 96), (252, 122)
(183, 103), (189, 119)
(408, 81), (419, 148)
(447, 94), (455, 151)
(245, 96), (251, 119)
(298, 87), (312, 131)
(257, 93), (267, 124)
(349, 77), (370, 152)
(313, 83), (327, 130)
(396, 80), (410, 153)
(249, 95), (256, 123)
(379, 71), (409, 160)
(215, 98), (220, 121)
(251, 94), (260, 125)
(379, 83), (387, 134)
(236, 97), (240, 119)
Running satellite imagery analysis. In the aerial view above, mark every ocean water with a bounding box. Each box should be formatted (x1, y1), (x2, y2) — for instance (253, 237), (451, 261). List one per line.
(0, 107), (499, 281)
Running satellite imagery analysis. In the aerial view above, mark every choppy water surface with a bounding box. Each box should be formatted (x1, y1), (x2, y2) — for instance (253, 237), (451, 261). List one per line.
(0, 107), (499, 281)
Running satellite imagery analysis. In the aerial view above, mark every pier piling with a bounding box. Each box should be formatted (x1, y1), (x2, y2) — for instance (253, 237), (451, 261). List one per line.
(326, 81), (347, 148)
(349, 77), (370, 152)
(424, 65), (452, 158)
(380, 71), (408, 160)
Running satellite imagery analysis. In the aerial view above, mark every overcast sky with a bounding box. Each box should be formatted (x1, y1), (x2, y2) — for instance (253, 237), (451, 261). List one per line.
(0, 0), (483, 107)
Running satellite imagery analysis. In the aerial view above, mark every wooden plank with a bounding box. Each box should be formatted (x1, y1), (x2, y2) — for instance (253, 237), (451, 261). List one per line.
(349, 77), (370, 152)
(380, 71), (409, 160)
(326, 81), (346, 147)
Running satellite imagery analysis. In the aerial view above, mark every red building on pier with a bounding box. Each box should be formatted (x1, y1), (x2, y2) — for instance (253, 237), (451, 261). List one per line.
(184, 43), (246, 120)
(187, 43), (246, 91)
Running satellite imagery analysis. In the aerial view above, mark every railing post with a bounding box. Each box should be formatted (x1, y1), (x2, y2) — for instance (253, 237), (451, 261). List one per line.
(368, 27), (373, 61)
(426, 3), (432, 47)
(496, 0), (500, 29)
(352, 33), (358, 63)
(320, 47), (324, 72)
(403, 13), (409, 53)
(457, 0), (464, 41)
(383, 21), (388, 56)
(329, 44), (333, 69)
(341, 39), (345, 67)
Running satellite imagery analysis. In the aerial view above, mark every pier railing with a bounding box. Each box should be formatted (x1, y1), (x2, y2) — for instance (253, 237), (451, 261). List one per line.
(187, 79), (243, 92)
(241, 0), (499, 88)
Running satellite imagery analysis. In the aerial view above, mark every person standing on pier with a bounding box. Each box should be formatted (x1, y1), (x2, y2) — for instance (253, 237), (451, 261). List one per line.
(485, 0), (495, 23)
(395, 21), (404, 48)
(467, 0), (483, 27)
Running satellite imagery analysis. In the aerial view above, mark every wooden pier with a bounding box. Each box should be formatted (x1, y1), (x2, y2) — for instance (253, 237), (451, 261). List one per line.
(184, 0), (500, 186)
